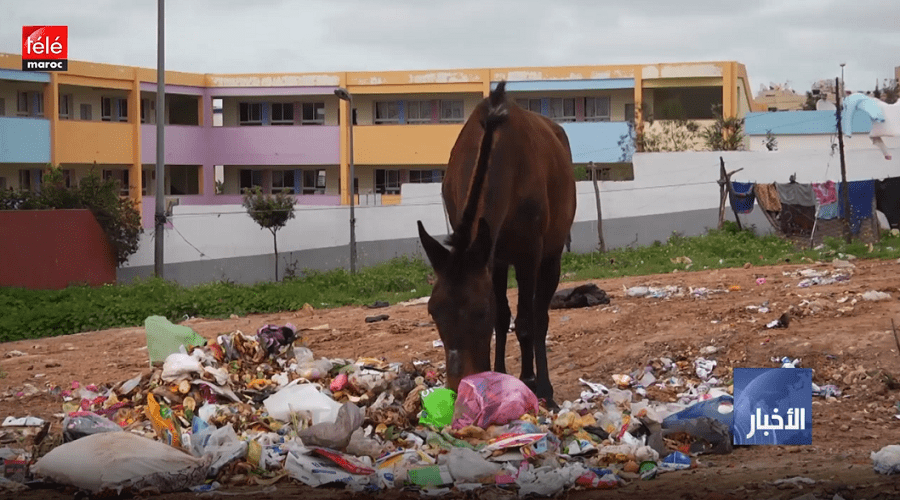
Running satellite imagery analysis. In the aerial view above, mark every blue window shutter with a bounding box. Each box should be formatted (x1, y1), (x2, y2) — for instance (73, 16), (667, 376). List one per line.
(541, 98), (549, 117)
(262, 103), (270, 125)
(32, 169), (42, 191)
(294, 169), (301, 194)
(32, 93), (41, 117)
(398, 101), (405, 124)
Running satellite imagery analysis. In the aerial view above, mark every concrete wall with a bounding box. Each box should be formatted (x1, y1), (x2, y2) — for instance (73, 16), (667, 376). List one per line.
(118, 146), (900, 286)
(0, 116), (50, 163)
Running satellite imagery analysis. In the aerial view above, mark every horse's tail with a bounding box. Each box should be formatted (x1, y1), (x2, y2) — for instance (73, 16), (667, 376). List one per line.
(447, 81), (509, 251)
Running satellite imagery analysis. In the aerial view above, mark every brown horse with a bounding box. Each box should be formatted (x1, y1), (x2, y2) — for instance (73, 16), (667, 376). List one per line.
(417, 81), (576, 408)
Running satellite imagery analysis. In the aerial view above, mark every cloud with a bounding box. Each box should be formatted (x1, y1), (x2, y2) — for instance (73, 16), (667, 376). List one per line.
(0, 0), (896, 95)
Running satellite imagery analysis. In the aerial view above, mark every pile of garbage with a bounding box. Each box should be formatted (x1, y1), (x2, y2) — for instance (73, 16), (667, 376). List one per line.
(0, 316), (810, 496)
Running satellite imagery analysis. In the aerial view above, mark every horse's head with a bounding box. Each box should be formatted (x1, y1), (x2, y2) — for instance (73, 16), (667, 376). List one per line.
(417, 218), (495, 392)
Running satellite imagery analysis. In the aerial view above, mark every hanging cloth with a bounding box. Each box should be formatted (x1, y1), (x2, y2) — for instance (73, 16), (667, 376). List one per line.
(838, 180), (876, 235)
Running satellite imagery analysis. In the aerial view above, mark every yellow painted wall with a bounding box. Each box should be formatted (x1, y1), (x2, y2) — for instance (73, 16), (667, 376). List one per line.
(354, 124), (462, 165)
(56, 120), (133, 164)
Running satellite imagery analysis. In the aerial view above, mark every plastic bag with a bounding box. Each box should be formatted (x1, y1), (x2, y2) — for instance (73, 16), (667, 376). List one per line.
(62, 412), (123, 442)
(189, 423), (248, 477)
(144, 315), (206, 366)
(442, 447), (501, 483)
(662, 395), (734, 428)
(872, 444), (900, 475)
(661, 417), (733, 455)
(161, 352), (204, 382)
(418, 388), (456, 428)
(451, 372), (539, 430)
(145, 393), (181, 448)
(31, 431), (211, 494)
(263, 382), (341, 424)
(297, 402), (363, 450)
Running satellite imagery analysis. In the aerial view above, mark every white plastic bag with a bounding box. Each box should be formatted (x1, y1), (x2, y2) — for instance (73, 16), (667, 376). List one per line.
(263, 382), (341, 424)
(31, 432), (211, 494)
(161, 352), (203, 382)
(189, 424), (247, 476)
(442, 447), (501, 483)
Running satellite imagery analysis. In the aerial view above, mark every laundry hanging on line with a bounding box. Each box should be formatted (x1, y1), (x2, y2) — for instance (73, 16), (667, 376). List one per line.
(775, 182), (816, 207)
(812, 181), (839, 220)
(754, 183), (782, 212)
(838, 180), (876, 235)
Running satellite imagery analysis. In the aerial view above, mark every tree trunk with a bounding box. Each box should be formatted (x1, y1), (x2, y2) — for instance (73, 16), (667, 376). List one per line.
(271, 229), (279, 282)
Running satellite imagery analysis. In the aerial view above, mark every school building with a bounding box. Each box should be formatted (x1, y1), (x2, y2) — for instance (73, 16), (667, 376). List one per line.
(0, 54), (761, 227)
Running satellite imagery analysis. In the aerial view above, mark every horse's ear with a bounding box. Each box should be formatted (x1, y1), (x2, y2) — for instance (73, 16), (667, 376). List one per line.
(467, 218), (492, 269)
(418, 220), (450, 272)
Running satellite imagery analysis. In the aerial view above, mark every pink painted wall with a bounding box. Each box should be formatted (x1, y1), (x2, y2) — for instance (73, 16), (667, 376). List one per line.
(208, 125), (340, 165)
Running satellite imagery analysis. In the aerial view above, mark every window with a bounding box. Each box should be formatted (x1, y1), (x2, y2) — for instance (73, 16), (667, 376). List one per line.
(549, 98), (576, 123)
(0, 98), (5, 116)
(300, 169), (326, 194)
(409, 169), (444, 183)
(141, 98), (155, 124)
(61, 169), (74, 188)
(141, 169), (154, 195)
(271, 170), (295, 193)
(101, 97), (112, 121)
(516, 98), (542, 114)
(239, 102), (262, 125)
(406, 100), (432, 123)
(168, 166), (199, 195)
(239, 169), (264, 191)
(374, 101), (399, 124)
(440, 100), (464, 123)
(0, 177), (6, 190)
(16, 91), (43, 117)
(584, 97), (610, 122)
(17, 92), (28, 115)
(116, 98), (128, 121)
(103, 169), (130, 196)
(301, 102), (325, 125)
(59, 94), (71, 119)
(624, 103), (635, 124)
(18, 170), (31, 191)
(271, 103), (294, 125)
(374, 169), (400, 194)
(80, 103), (92, 121)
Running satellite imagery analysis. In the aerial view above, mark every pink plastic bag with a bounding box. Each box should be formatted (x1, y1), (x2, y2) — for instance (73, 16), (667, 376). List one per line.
(451, 372), (539, 430)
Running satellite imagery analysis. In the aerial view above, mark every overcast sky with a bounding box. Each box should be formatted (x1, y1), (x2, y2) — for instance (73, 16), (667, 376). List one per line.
(3, 0), (898, 97)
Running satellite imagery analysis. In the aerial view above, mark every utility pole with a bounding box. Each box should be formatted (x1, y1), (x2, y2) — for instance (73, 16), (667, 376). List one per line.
(154, 0), (166, 277)
(835, 76), (851, 244)
(589, 162), (606, 252)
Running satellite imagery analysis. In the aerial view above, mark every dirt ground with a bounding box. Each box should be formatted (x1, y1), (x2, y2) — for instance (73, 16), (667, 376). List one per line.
(3, 256), (900, 499)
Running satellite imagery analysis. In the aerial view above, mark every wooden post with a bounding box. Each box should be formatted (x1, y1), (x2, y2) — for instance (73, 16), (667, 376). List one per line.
(717, 157), (744, 230)
(835, 77), (852, 244)
(590, 162), (606, 252)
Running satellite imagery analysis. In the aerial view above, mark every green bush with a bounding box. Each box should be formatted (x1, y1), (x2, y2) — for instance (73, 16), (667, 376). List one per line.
(1, 165), (142, 265)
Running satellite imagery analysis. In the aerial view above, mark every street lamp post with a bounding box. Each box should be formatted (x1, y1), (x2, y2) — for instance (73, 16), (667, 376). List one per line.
(334, 88), (357, 274)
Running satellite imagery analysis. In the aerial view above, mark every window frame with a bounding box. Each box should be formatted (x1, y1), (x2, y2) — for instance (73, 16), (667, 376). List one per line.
(406, 100), (432, 124)
(374, 101), (400, 124)
(584, 96), (611, 122)
(374, 168), (401, 194)
(239, 102), (262, 126)
(548, 97), (576, 123)
(301, 102), (325, 125)
(271, 102), (294, 125)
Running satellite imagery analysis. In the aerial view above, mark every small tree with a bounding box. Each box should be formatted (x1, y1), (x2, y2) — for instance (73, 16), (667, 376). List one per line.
(242, 186), (296, 281)
(764, 129), (778, 151)
(702, 104), (746, 151)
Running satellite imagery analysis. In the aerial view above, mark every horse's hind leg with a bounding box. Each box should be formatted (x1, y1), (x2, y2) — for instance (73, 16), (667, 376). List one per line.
(492, 263), (511, 374)
(533, 253), (562, 409)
